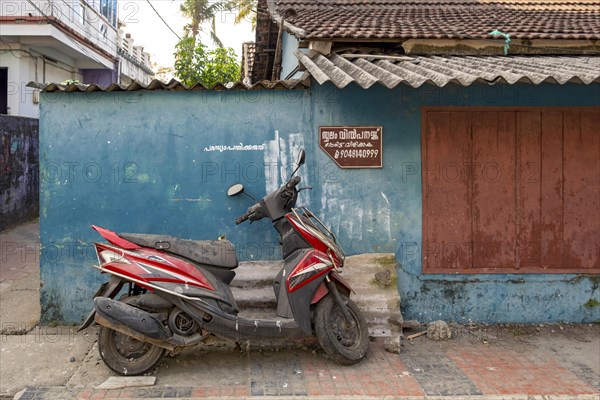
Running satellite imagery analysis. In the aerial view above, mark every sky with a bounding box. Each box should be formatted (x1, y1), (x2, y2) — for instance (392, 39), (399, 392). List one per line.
(117, 1), (255, 69)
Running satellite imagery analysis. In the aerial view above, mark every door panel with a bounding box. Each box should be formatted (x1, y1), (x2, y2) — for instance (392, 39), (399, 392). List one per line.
(422, 107), (600, 274)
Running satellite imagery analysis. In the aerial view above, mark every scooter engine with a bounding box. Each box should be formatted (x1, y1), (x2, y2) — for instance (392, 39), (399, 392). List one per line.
(168, 307), (199, 336)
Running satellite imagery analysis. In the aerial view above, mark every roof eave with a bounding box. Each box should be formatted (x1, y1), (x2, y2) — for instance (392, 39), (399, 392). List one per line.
(265, 0), (307, 39)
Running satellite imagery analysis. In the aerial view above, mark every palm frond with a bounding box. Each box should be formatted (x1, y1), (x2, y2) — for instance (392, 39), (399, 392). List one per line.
(210, 16), (224, 48)
(232, 0), (256, 26)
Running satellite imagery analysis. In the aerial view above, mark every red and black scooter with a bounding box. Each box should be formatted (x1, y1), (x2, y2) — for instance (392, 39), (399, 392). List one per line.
(79, 149), (368, 375)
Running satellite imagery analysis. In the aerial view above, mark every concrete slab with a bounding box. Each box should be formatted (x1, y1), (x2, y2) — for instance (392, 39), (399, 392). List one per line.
(65, 339), (114, 389)
(0, 326), (95, 397)
(0, 272), (40, 335)
(0, 221), (41, 334)
(95, 376), (156, 390)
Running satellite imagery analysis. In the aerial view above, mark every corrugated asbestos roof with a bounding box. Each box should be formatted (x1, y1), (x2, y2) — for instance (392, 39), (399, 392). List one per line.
(275, 0), (600, 40)
(28, 54), (600, 93)
(295, 50), (600, 88)
(27, 77), (310, 92)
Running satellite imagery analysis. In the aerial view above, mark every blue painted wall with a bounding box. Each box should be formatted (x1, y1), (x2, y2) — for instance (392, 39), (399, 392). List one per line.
(39, 82), (600, 323)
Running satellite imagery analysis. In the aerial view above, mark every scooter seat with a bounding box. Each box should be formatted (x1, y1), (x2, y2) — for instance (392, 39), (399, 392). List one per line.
(119, 233), (238, 269)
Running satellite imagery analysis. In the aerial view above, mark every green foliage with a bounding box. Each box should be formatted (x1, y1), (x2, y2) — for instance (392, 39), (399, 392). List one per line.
(585, 298), (599, 308)
(180, 0), (228, 47)
(174, 36), (240, 86)
(60, 79), (81, 85)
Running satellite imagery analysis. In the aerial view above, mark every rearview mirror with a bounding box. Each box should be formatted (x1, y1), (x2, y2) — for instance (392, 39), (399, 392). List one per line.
(289, 149), (306, 178)
(297, 149), (306, 166)
(227, 184), (244, 196)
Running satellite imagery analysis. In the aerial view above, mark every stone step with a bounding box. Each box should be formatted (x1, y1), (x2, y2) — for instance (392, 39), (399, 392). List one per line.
(351, 288), (400, 311)
(232, 277), (400, 310)
(231, 286), (276, 309)
(231, 261), (281, 289)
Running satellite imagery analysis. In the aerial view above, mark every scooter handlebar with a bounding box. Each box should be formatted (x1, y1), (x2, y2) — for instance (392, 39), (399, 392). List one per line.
(286, 176), (301, 190)
(236, 176), (301, 225)
(235, 212), (251, 225)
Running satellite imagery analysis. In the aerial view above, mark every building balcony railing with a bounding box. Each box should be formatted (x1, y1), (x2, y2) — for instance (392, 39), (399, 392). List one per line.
(1, 0), (118, 59)
(117, 47), (154, 75)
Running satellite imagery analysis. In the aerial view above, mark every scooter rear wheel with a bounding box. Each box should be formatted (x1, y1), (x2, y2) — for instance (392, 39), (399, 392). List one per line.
(314, 293), (369, 365)
(97, 326), (165, 376)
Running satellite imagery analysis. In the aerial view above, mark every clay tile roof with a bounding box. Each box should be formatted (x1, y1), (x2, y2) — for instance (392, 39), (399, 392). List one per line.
(273, 0), (600, 40)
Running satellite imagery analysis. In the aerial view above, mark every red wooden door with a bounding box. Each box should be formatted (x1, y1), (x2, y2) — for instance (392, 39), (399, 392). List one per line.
(422, 107), (600, 274)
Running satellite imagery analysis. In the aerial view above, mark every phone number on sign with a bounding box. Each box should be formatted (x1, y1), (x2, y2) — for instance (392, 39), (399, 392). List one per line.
(335, 149), (379, 159)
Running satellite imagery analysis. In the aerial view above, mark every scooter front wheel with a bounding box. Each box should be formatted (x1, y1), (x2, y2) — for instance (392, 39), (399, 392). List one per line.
(314, 293), (369, 365)
(97, 326), (166, 376)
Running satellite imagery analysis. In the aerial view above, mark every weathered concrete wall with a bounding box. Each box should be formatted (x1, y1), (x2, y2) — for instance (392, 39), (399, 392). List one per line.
(38, 83), (600, 324)
(311, 83), (600, 324)
(0, 115), (39, 231)
(38, 89), (312, 322)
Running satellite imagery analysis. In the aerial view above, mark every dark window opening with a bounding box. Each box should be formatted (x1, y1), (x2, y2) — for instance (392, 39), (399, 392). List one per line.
(0, 68), (8, 114)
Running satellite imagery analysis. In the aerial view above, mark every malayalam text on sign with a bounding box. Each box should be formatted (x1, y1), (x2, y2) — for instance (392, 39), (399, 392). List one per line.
(319, 126), (383, 168)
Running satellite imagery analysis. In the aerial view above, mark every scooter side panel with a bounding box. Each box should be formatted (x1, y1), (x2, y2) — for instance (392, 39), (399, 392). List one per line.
(274, 249), (309, 319)
(288, 276), (325, 334)
(282, 249), (336, 334)
(96, 243), (214, 291)
(289, 272), (355, 334)
(309, 272), (353, 305)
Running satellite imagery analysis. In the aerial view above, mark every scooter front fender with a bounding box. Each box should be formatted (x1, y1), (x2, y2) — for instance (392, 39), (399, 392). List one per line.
(310, 270), (353, 305)
(287, 269), (355, 336)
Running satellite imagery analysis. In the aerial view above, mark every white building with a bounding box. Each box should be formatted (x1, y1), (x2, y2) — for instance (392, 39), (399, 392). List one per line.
(117, 28), (154, 85)
(0, 0), (154, 118)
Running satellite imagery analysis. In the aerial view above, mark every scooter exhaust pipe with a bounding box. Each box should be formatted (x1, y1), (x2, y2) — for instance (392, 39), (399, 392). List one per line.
(94, 297), (202, 352)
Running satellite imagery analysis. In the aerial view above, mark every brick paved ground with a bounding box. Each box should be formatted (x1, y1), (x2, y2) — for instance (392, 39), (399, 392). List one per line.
(402, 350), (481, 396)
(448, 346), (598, 396)
(12, 333), (600, 400)
(301, 340), (423, 397)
